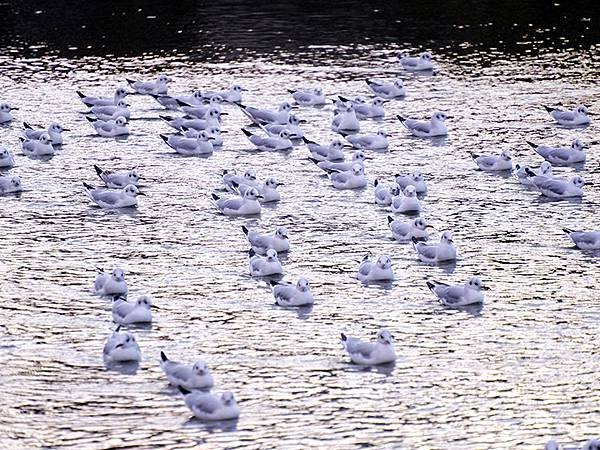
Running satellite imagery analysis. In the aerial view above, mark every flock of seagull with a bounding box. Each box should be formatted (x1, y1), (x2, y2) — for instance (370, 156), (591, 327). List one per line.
(1, 49), (598, 445)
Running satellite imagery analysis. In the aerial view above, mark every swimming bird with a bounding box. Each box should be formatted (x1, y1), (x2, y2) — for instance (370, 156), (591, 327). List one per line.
(103, 326), (141, 363)
(160, 130), (214, 156)
(264, 115), (305, 139)
(0, 102), (17, 123)
(357, 255), (394, 282)
(329, 163), (367, 189)
(366, 79), (405, 99)
(23, 122), (69, 145)
(0, 175), (22, 194)
(84, 183), (143, 208)
(242, 129), (293, 151)
(309, 150), (368, 172)
(160, 351), (214, 390)
(388, 216), (432, 242)
(150, 91), (204, 110)
(427, 277), (487, 307)
(20, 134), (55, 157)
(93, 268), (128, 296)
(395, 170), (428, 193)
(0, 147), (15, 168)
(514, 162), (553, 186)
(207, 127), (225, 146)
(289, 87), (326, 106)
(160, 109), (222, 131)
(472, 150), (513, 171)
(397, 112), (448, 137)
(374, 180), (399, 206)
(331, 103), (360, 133)
(77, 87), (128, 107)
(232, 177), (282, 203)
(391, 185), (422, 213)
(563, 228), (600, 250)
(238, 102), (292, 125)
(112, 295), (153, 324)
(176, 95), (223, 118)
(89, 99), (131, 121)
(412, 231), (456, 263)
(248, 248), (283, 277)
(270, 278), (314, 306)
(343, 130), (389, 150)
(526, 138), (586, 165)
(353, 97), (387, 119)
(86, 116), (129, 137)
(304, 137), (345, 161)
(222, 169), (258, 192)
(211, 189), (262, 216)
(94, 165), (141, 188)
(178, 387), (240, 421)
(340, 329), (397, 365)
(399, 51), (434, 71)
(544, 104), (590, 126)
(204, 84), (246, 103)
(241, 225), (290, 254)
(535, 176), (585, 199)
(126, 74), (171, 95)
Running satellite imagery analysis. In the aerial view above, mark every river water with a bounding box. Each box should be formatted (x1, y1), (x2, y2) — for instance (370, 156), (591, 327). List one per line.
(0, 2), (599, 449)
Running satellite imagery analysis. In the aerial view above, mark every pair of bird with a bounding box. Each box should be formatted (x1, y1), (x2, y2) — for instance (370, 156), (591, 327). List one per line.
(336, 95), (387, 119)
(151, 84), (246, 110)
(19, 123), (65, 157)
(82, 164), (143, 208)
(160, 130), (216, 156)
(222, 169), (283, 203)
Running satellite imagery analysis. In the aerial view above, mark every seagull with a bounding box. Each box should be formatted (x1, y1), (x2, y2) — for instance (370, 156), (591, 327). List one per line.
(472, 150), (513, 171)
(248, 248), (283, 277)
(0, 102), (17, 123)
(535, 175), (585, 199)
(289, 87), (326, 106)
(23, 122), (70, 145)
(264, 115), (305, 139)
(103, 326), (141, 363)
(207, 127), (225, 146)
(150, 90), (204, 110)
(176, 95), (223, 118)
(160, 109), (222, 131)
(395, 170), (428, 193)
(374, 180), (399, 206)
(398, 51), (434, 71)
(0, 147), (15, 168)
(388, 216), (432, 242)
(242, 129), (293, 151)
(160, 351), (214, 390)
(93, 268), (128, 296)
(211, 188), (262, 216)
(427, 277), (487, 307)
(222, 169), (258, 192)
(77, 87), (128, 107)
(303, 137), (345, 162)
(204, 84), (246, 103)
(232, 177), (283, 203)
(94, 165), (141, 188)
(0, 175), (22, 194)
(412, 231), (456, 263)
(309, 150), (368, 173)
(397, 112), (448, 137)
(340, 329), (397, 365)
(126, 74), (171, 95)
(329, 163), (367, 189)
(563, 228), (600, 250)
(238, 102), (292, 125)
(353, 97), (387, 119)
(526, 138), (587, 165)
(343, 130), (389, 150)
(357, 255), (394, 282)
(178, 387), (240, 421)
(391, 185), (422, 213)
(160, 130), (214, 156)
(86, 116), (129, 137)
(112, 295), (153, 324)
(84, 183), (144, 208)
(241, 225), (290, 254)
(331, 103), (360, 133)
(366, 79), (406, 99)
(20, 134), (55, 157)
(270, 278), (314, 306)
(514, 162), (553, 186)
(544, 105), (590, 126)
(89, 99), (131, 121)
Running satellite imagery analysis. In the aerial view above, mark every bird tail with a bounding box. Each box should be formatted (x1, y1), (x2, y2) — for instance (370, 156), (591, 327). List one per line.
(178, 386), (191, 395)
(396, 115), (408, 129)
(302, 136), (317, 145)
(524, 167), (536, 177)
(85, 116), (98, 123)
(387, 215), (394, 225)
(241, 225), (249, 236)
(83, 182), (95, 191)
(525, 140), (538, 149)
(241, 128), (253, 137)
(159, 115), (174, 122)
(76, 91), (86, 98)
(94, 164), (104, 179)
(543, 105), (555, 113)
(307, 157), (321, 166)
(374, 179), (379, 187)
(248, 248), (256, 258)
(176, 99), (192, 108)
(426, 281), (437, 293)
(338, 95), (351, 103)
(159, 134), (174, 149)
(23, 121), (32, 130)
(160, 351), (168, 362)
(562, 228), (576, 234)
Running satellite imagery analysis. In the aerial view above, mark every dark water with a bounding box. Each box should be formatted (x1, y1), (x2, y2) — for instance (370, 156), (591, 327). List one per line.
(1, 2), (599, 449)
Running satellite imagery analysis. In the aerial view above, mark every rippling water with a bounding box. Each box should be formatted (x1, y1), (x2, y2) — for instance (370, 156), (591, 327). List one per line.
(1, 2), (599, 449)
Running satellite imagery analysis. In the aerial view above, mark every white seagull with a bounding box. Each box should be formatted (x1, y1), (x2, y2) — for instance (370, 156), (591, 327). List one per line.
(0, 175), (22, 194)
(399, 51), (434, 71)
(241, 225), (290, 254)
(535, 176), (585, 199)
(391, 185), (422, 213)
(89, 99), (131, 121)
(231, 177), (283, 203)
(160, 351), (214, 390)
(340, 329), (397, 365)
(397, 112), (448, 137)
(309, 150), (368, 173)
(331, 103), (360, 133)
(264, 115), (305, 139)
(23, 122), (70, 145)
(514, 162), (553, 186)
(160, 109), (222, 131)
(304, 137), (345, 161)
(472, 150), (513, 171)
(86, 116), (129, 137)
(427, 277), (487, 307)
(343, 130), (389, 150)
(93, 268), (128, 296)
(242, 129), (293, 151)
(238, 102), (292, 125)
(178, 387), (240, 421)
(388, 216), (432, 242)
(94, 165), (141, 188)
(211, 188), (262, 216)
(374, 180), (399, 206)
(288, 87), (326, 106)
(103, 326), (141, 363)
(365, 79), (405, 99)
(20, 134), (55, 157)
(112, 295), (153, 324)
(412, 231), (457, 263)
(563, 228), (600, 250)
(222, 169), (258, 192)
(0, 147), (15, 168)
(329, 163), (367, 190)
(395, 170), (428, 193)
(84, 183), (144, 209)
(544, 105), (590, 126)
(248, 248), (283, 277)
(270, 278), (314, 306)
(160, 130), (214, 156)
(0, 102), (17, 123)
(527, 138), (586, 165)
(126, 74), (171, 95)
(357, 255), (394, 282)
(77, 87), (128, 107)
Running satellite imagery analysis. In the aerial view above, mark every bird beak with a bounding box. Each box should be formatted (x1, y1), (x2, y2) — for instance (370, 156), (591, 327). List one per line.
(10, 107), (19, 110)
(62, 128), (71, 131)
(257, 195), (264, 199)
(446, 115), (454, 119)
(425, 225), (434, 229)
(208, 137), (216, 140)
(281, 235), (288, 239)
(481, 286), (490, 291)
(137, 192), (147, 196)
(298, 119), (308, 124)
(241, 88), (248, 91)
(277, 182), (285, 186)
(220, 112), (229, 116)
(364, 157), (373, 160)
(219, 130), (228, 134)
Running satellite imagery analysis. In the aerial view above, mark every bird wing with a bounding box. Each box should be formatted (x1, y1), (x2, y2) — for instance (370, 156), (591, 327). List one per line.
(331, 171), (351, 183)
(190, 395), (220, 414)
(293, 92), (314, 104)
(476, 156), (498, 168)
(406, 121), (431, 134)
(540, 180), (567, 196)
(552, 110), (575, 121)
(217, 197), (244, 211)
(168, 365), (193, 382)
(92, 190), (122, 205)
(273, 285), (295, 303)
(547, 148), (573, 162)
(437, 285), (464, 303)
(112, 301), (133, 320)
(248, 234), (271, 250)
(358, 261), (373, 276)
(176, 139), (199, 152)
(415, 243), (438, 259)
(345, 338), (375, 357)
(99, 122), (115, 133)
